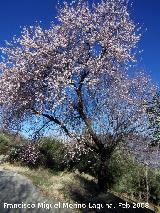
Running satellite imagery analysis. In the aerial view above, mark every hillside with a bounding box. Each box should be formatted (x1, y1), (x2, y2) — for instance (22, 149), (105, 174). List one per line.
(0, 163), (158, 213)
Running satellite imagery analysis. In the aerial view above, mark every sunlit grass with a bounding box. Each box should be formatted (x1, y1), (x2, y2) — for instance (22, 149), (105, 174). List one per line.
(0, 163), (159, 212)
(0, 163), (95, 204)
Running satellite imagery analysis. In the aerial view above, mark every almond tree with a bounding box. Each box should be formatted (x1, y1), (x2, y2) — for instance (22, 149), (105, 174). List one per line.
(0, 0), (156, 191)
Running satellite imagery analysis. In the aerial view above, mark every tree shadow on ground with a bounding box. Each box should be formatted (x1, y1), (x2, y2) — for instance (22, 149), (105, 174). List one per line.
(67, 174), (155, 213)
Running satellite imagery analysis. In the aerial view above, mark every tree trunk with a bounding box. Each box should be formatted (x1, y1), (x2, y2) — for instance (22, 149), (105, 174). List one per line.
(98, 156), (111, 192)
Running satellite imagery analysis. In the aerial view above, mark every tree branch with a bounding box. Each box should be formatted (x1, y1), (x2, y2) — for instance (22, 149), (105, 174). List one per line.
(31, 108), (72, 138)
(75, 74), (104, 152)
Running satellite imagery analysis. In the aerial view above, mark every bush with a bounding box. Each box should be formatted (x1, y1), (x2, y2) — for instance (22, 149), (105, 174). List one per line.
(8, 142), (41, 167)
(65, 144), (160, 204)
(0, 134), (11, 155)
(66, 149), (100, 176)
(148, 169), (160, 205)
(8, 137), (66, 169)
(109, 149), (160, 204)
(8, 144), (24, 163)
(18, 142), (41, 167)
(38, 137), (66, 170)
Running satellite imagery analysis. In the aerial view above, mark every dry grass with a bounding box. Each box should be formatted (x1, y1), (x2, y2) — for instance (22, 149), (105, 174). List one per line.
(0, 163), (95, 204)
(0, 163), (158, 213)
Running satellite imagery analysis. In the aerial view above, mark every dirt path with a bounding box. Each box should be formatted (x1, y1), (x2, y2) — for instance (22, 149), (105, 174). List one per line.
(0, 169), (70, 213)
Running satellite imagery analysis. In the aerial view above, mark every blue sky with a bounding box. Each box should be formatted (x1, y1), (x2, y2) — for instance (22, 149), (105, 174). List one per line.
(0, 0), (159, 85)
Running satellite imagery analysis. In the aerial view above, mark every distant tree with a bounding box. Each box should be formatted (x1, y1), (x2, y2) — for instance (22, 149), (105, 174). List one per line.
(0, 0), (156, 191)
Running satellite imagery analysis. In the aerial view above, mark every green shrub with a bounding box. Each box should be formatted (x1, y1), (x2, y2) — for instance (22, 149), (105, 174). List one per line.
(148, 169), (160, 205)
(8, 142), (41, 167)
(8, 144), (24, 163)
(67, 149), (100, 175)
(0, 134), (11, 154)
(8, 137), (66, 169)
(109, 149), (160, 204)
(38, 137), (66, 170)
(18, 142), (41, 167)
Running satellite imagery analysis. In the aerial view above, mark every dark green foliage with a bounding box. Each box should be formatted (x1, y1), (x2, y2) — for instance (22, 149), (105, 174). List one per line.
(66, 149), (100, 176)
(8, 142), (41, 167)
(112, 158), (145, 195)
(148, 170), (160, 205)
(147, 92), (160, 145)
(38, 137), (66, 170)
(110, 149), (160, 205)
(18, 142), (41, 167)
(64, 145), (160, 204)
(0, 130), (28, 155)
(8, 144), (24, 163)
(0, 134), (11, 154)
(7, 136), (66, 169)
(64, 147), (118, 189)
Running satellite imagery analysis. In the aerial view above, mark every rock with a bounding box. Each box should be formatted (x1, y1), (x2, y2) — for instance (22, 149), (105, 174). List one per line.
(0, 169), (70, 213)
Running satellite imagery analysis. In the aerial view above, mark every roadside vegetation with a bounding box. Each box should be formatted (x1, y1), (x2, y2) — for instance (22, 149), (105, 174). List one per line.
(0, 131), (160, 212)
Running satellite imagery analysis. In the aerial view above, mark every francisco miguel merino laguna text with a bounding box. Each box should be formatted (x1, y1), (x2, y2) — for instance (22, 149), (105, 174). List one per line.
(3, 202), (105, 210)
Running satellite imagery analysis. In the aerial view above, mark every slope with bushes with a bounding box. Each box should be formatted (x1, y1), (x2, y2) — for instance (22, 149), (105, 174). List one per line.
(1, 133), (160, 211)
